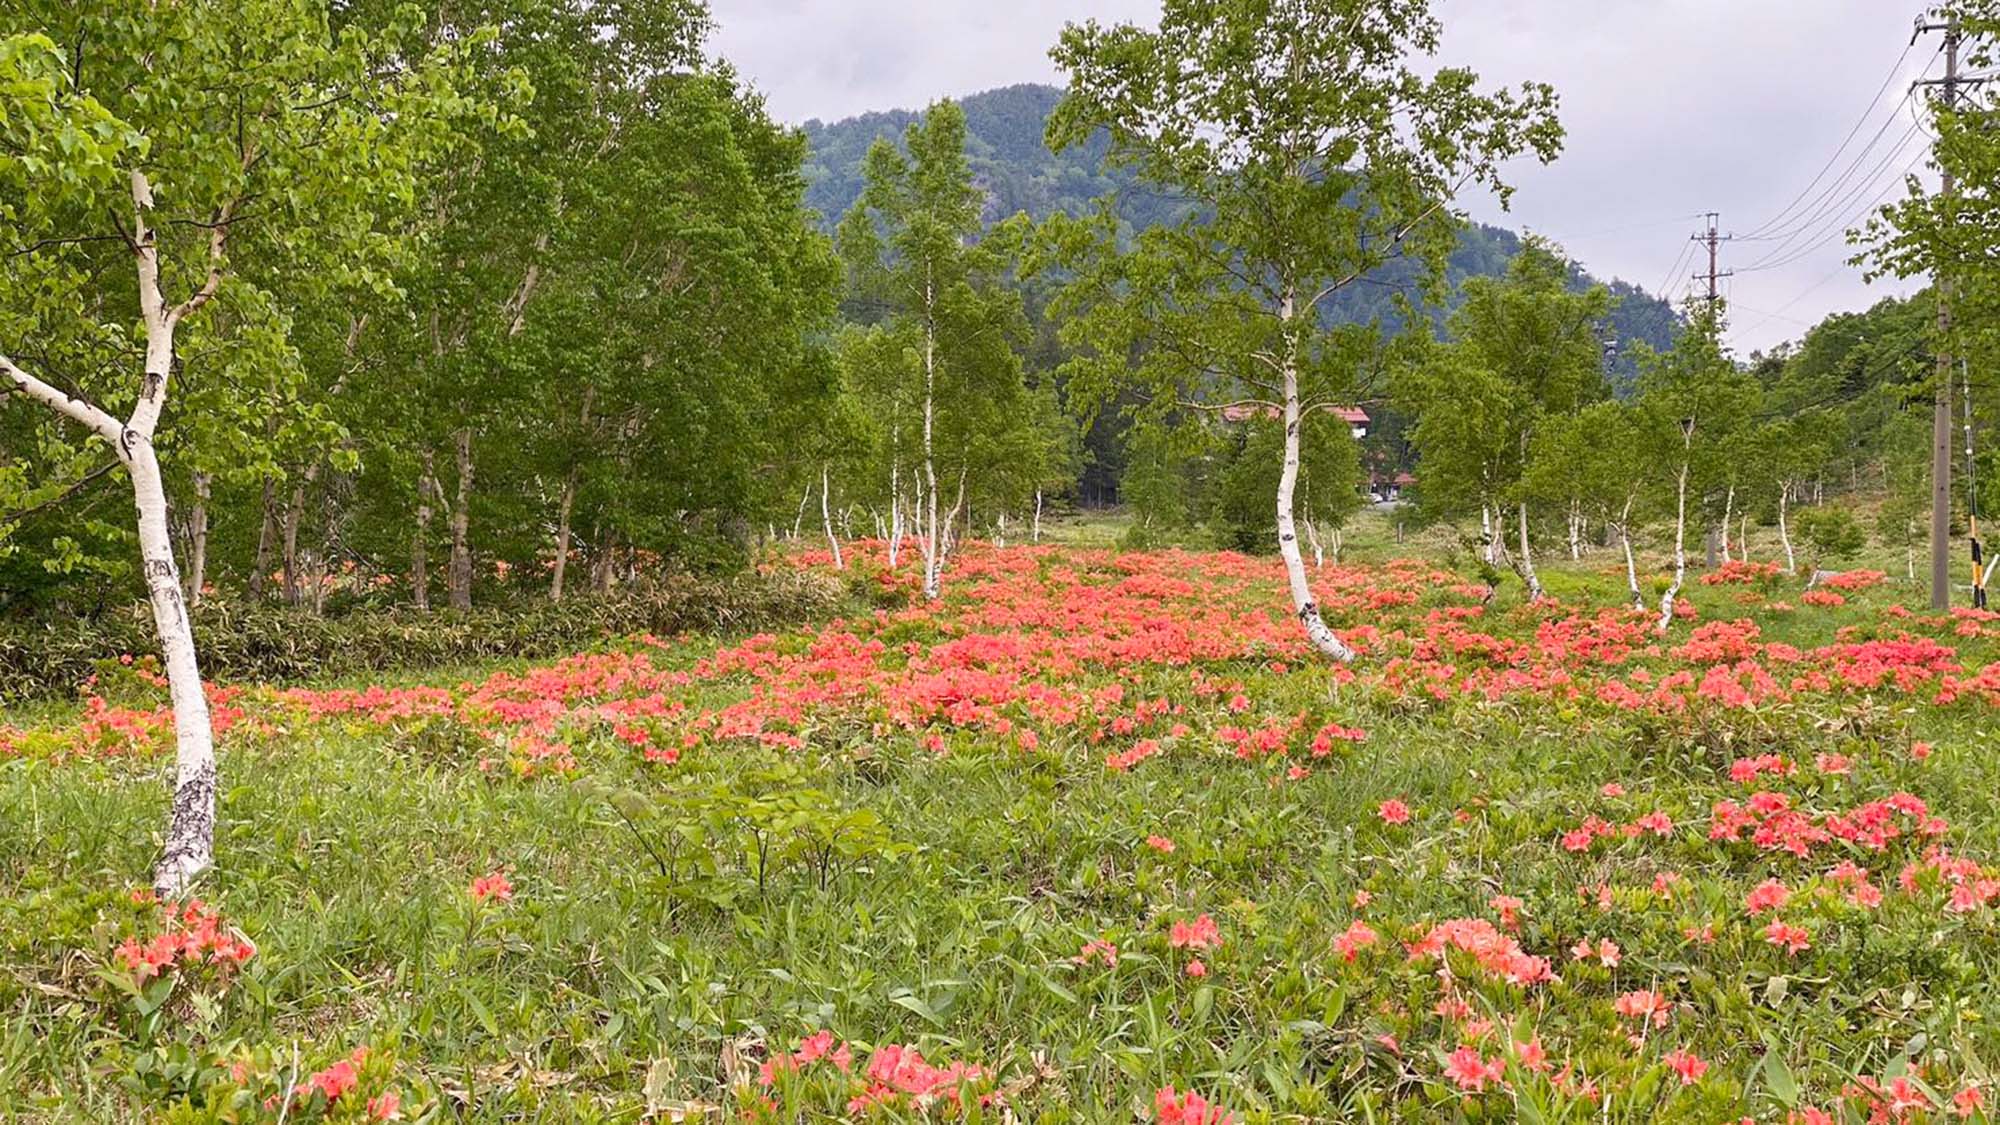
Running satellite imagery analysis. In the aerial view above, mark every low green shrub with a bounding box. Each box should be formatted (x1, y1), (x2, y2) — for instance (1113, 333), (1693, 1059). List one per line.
(0, 568), (861, 702)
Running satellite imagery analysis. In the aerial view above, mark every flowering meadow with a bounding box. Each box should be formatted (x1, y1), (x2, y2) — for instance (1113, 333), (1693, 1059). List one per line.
(5, 539), (2000, 1121)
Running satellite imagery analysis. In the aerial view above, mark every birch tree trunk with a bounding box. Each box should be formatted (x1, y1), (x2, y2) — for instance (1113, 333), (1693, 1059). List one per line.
(821, 463), (844, 569)
(249, 474), (276, 599)
(887, 459), (903, 567)
(551, 465), (578, 602)
(284, 474), (306, 604)
(1515, 503), (1544, 600)
(550, 386), (593, 602)
(1, 172), (225, 895)
(1777, 482), (1796, 575)
(791, 480), (811, 539)
(186, 472), (211, 606)
(1275, 287), (1354, 662)
(1720, 484), (1735, 564)
(448, 428), (474, 610)
(1658, 438), (1693, 633)
(592, 526), (615, 594)
(920, 266), (944, 601)
(1032, 489), (1043, 543)
(412, 454), (434, 611)
(1616, 498), (1643, 609)
(1305, 517), (1325, 568)
(1567, 499), (1582, 560)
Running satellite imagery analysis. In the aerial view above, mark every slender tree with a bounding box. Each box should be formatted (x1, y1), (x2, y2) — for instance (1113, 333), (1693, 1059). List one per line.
(838, 101), (1029, 598)
(0, 8), (477, 892)
(1042, 0), (1561, 659)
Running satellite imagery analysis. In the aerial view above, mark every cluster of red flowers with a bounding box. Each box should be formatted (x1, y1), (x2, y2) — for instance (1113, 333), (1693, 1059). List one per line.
(114, 899), (255, 983)
(753, 1032), (990, 1115)
(1155, 1085), (1234, 1124)
(1405, 917), (1554, 986)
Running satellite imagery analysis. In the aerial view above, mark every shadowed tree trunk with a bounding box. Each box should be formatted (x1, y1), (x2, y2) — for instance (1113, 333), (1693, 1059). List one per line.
(185, 472), (210, 605)
(412, 453), (434, 611)
(448, 427), (474, 610)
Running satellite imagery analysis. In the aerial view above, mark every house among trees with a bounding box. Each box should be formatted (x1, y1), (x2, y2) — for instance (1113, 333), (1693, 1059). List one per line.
(1216, 403), (1371, 440)
(1369, 470), (1415, 503)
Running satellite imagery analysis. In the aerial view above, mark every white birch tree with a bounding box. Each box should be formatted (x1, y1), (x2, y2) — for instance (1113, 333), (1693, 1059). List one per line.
(0, 9), (479, 893)
(1042, 0), (1561, 659)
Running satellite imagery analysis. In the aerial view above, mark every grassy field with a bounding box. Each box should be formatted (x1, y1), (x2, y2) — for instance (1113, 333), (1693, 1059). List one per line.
(4, 523), (1999, 1122)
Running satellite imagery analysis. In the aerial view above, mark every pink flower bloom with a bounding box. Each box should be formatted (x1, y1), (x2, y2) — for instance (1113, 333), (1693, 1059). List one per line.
(1155, 1085), (1233, 1125)
(1378, 799), (1411, 825)
(1614, 990), (1671, 1026)
(470, 871), (514, 903)
(1333, 919), (1378, 962)
(1444, 1045), (1505, 1092)
(1169, 914), (1221, 951)
(1663, 1049), (1708, 1085)
(1074, 939), (1118, 967)
(1744, 878), (1790, 914)
(1145, 835), (1176, 853)
(1183, 958), (1207, 978)
(1763, 918), (1811, 954)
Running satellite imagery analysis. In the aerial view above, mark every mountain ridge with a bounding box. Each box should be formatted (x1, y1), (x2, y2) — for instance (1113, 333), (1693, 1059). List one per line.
(799, 82), (1679, 375)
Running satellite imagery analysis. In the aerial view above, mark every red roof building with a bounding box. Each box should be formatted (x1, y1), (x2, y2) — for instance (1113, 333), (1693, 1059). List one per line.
(1215, 403), (1370, 438)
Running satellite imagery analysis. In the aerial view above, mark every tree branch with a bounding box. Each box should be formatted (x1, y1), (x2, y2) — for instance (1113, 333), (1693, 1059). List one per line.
(0, 350), (125, 448)
(0, 458), (120, 527)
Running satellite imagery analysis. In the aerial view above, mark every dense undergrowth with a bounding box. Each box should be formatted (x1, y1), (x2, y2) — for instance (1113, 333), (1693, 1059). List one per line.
(3, 540), (2000, 1122)
(0, 568), (857, 704)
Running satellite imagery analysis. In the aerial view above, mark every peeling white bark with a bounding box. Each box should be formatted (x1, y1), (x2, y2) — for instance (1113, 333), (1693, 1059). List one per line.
(413, 453), (434, 610)
(1777, 482), (1797, 575)
(821, 463), (843, 569)
(448, 428), (473, 610)
(551, 466), (577, 601)
(1720, 483), (1735, 564)
(1616, 498), (1643, 609)
(920, 267), (944, 601)
(887, 459), (903, 566)
(186, 472), (210, 606)
(1275, 287), (1353, 663)
(1658, 435), (1693, 634)
(1516, 503), (1543, 600)
(3, 171), (224, 896)
(1032, 489), (1043, 543)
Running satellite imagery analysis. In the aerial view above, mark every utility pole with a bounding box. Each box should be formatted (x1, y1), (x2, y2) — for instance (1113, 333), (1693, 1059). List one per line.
(1915, 14), (1961, 609)
(1965, 359), (1987, 609)
(1688, 211), (1732, 569)
(1691, 212), (1734, 305)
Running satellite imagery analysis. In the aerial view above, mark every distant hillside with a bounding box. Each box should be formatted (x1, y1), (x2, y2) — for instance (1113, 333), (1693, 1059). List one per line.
(801, 83), (1679, 379)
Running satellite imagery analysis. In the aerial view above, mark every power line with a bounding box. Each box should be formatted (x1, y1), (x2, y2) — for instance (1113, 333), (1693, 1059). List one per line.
(1738, 110), (1923, 251)
(1739, 39), (1932, 239)
(1650, 237), (1698, 299)
(1737, 146), (1928, 276)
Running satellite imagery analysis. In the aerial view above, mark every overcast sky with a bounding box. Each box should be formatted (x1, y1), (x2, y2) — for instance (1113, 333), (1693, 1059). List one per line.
(709, 1), (1939, 355)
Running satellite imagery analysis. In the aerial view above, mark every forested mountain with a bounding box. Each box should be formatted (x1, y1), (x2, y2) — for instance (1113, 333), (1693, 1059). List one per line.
(802, 83), (1679, 378)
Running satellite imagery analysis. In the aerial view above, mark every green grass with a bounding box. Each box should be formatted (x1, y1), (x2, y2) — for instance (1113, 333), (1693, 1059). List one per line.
(4, 531), (1998, 1122)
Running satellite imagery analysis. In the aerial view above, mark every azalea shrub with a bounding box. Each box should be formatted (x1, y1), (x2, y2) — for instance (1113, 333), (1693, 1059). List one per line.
(4, 538), (2000, 1120)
